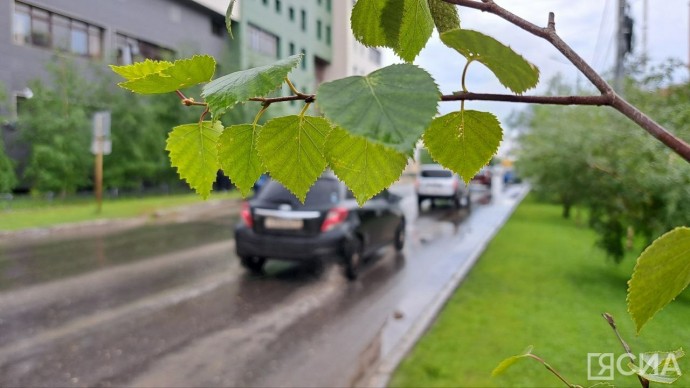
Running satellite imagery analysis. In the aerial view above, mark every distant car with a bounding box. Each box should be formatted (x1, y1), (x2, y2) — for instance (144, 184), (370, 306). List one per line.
(235, 173), (405, 280)
(472, 166), (493, 188)
(415, 164), (471, 211)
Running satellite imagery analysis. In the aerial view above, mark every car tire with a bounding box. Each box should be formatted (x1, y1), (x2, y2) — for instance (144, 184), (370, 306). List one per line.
(417, 196), (424, 211)
(394, 221), (405, 251)
(344, 238), (363, 281)
(464, 194), (472, 212)
(453, 195), (461, 209)
(240, 256), (266, 273)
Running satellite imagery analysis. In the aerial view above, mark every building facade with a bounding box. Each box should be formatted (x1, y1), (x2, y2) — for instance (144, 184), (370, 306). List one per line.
(0, 0), (230, 113)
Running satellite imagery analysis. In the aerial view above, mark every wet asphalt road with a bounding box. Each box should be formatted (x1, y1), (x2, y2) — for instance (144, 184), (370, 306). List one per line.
(0, 182), (504, 387)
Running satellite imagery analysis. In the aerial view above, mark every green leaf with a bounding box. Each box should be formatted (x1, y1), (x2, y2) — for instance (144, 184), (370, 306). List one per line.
(396, 0), (435, 62)
(116, 55), (216, 94)
(628, 349), (685, 384)
(218, 124), (264, 197)
(628, 227), (690, 333)
(110, 59), (173, 81)
(440, 29), (539, 94)
(492, 346), (534, 376)
(428, 0), (460, 33)
(326, 126), (408, 205)
(423, 110), (503, 183)
(166, 121), (223, 199)
(317, 64), (439, 153)
(202, 54), (302, 117)
(257, 115), (332, 202)
(350, 0), (403, 49)
(226, 0), (236, 38)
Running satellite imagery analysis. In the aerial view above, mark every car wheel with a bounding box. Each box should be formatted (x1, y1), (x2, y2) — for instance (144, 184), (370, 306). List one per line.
(453, 195), (461, 208)
(240, 256), (266, 273)
(417, 196), (424, 211)
(464, 194), (472, 212)
(394, 221), (405, 251)
(344, 238), (363, 281)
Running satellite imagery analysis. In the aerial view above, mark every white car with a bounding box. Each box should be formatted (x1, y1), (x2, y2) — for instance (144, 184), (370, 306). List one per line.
(415, 164), (471, 211)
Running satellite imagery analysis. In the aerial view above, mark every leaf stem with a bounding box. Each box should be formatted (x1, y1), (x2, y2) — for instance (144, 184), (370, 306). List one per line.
(602, 313), (650, 388)
(285, 77), (300, 95)
(299, 102), (311, 117)
(525, 354), (579, 388)
(461, 59), (473, 93)
(253, 105), (269, 127)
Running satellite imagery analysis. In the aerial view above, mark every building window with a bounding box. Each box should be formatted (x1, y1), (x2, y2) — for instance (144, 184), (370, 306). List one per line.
(326, 0), (332, 12)
(247, 24), (279, 58)
(301, 48), (307, 69)
(262, 0), (268, 5)
(12, 2), (103, 59)
(325, 25), (331, 45)
(300, 9), (306, 31)
(116, 33), (174, 65)
(211, 18), (225, 37)
(289, 7), (295, 21)
(275, 0), (281, 13)
(316, 20), (322, 40)
(289, 42), (295, 56)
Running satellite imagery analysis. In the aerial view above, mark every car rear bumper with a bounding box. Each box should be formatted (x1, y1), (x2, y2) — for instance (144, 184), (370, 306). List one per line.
(235, 225), (349, 262)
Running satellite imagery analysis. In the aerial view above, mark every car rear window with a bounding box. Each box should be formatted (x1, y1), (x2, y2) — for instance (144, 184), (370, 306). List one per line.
(421, 170), (453, 178)
(256, 179), (341, 207)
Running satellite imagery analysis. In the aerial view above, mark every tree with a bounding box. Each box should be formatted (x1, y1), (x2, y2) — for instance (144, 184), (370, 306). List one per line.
(0, 84), (17, 193)
(19, 57), (93, 196)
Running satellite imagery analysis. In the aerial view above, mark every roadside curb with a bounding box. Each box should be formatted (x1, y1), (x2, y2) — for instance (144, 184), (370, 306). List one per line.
(362, 185), (530, 388)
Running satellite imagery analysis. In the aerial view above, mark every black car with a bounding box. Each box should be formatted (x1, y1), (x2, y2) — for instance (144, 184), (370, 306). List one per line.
(235, 174), (405, 280)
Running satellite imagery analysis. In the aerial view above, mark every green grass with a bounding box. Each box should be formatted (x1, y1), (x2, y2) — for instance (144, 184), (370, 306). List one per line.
(391, 197), (690, 387)
(0, 191), (242, 231)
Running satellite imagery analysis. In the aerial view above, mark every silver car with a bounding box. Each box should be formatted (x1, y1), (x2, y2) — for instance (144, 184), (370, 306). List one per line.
(415, 164), (471, 211)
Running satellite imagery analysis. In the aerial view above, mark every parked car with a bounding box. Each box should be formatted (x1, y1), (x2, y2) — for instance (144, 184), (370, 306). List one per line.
(235, 173), (405, 280)
(472, 166), (493, 188)
(415, 164), (471, 211)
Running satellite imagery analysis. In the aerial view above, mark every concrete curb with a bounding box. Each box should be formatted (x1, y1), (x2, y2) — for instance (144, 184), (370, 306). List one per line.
(362, 185), (530, 388)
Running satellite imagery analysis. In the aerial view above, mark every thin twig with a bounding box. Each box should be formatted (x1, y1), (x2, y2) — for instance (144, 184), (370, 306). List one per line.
(441, 0), (690, 163)
(442, 93), (612, 106)
(602, 313), (650, 388)
(249, 94), (315, 104)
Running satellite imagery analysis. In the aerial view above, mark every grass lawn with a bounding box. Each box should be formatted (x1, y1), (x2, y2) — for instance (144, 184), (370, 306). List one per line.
(391, 197), (690, 387)
(0, 191), (242, 231)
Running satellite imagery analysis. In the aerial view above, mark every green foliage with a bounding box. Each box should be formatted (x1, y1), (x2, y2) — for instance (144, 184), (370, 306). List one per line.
(202, 54), (302, 117)
(19, 58), (93, 195)
(0, 136), (17, 193)
(492, 346), (534, 376)
(256, 115), (331, 202)
(350, 0), (402, 51)
(217, 124), (264, 197)
(111, 55), (216, 94)
(516, 71), (690, 260)
(627, 227), (690, 333)
(317, 64), (439, 153)
(423, 110), (503, 183)
(396, 0), (435, 62)
(440, 29), (540, 94)
(166, 121), (224, 199)
(326, 126), (408, 205)
(428, 0), (460, 33)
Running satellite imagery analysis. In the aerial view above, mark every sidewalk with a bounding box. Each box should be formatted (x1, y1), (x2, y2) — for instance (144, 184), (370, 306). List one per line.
(360, 184), (530, 387)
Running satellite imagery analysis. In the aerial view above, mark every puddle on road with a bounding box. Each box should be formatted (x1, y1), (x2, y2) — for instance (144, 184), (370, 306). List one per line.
(0, 217), (236, 291)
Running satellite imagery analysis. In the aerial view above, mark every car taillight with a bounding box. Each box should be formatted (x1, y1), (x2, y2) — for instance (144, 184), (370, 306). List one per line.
(321, 207), (348, 232)
(453, 179), (459, 191)
(241, 202), (253, 228)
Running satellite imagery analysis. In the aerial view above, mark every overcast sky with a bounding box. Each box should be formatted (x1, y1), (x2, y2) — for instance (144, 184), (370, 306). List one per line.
(384, 1), (690, 125)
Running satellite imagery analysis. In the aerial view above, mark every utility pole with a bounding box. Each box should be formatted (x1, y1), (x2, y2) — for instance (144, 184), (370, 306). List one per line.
(614, 0), (627, 93)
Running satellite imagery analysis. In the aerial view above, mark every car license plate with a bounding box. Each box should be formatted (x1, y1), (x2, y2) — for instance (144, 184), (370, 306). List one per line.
(264, 217), (304, 230)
